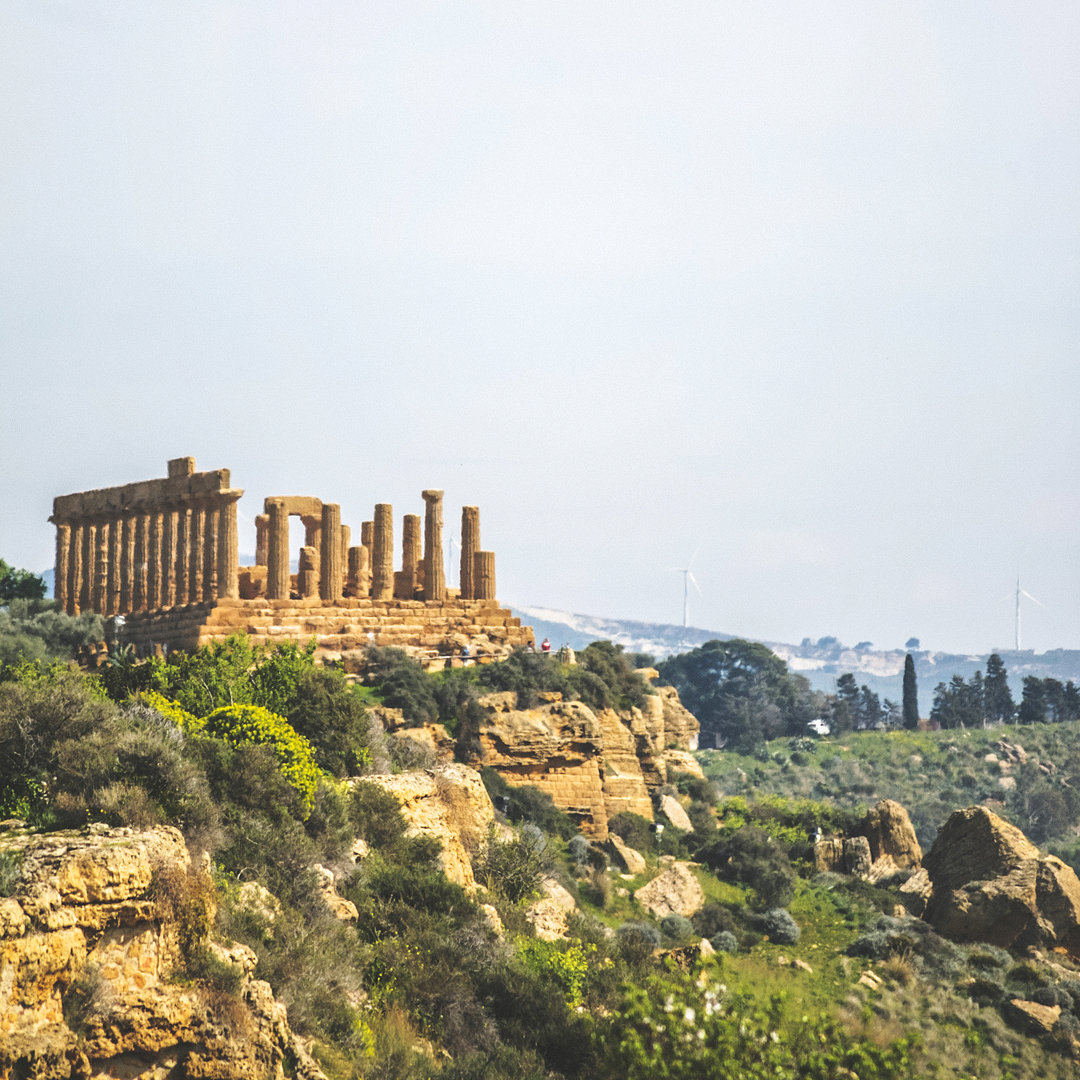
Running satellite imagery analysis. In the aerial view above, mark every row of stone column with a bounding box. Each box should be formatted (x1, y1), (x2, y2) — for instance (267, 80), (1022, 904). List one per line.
(254, 490), (495, 603)
(53, 497), (240, 617)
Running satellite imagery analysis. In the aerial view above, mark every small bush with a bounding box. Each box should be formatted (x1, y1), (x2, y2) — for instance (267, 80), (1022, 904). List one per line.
(567, 834), (590, 871)
(711, 930), (738, 954)
(616, 921), (661, 967)
(761, 907), (799, 945)
(659, 914), (694, 943)
(1032, 984), (1074, 1011)
(607, 811), (654, 854)
(692, 902), (734, 940)
(967, 976), (1005, 1006)
(474, 824), (553, 903)
(149, 862), (216, 967)
(0, 851), (21, 895)
(197, 704), (320, 815)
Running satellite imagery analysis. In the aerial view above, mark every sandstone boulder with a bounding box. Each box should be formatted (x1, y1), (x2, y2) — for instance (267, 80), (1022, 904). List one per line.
(862, 800), (921, 871)
(607, 834), (647, 876)
(1005, 998), (1061, 1035)
(813, 836), (871, 878)
(923, 806), (1080, 951)
(634, 862), (704, 920)
(659, 794), (694, 833)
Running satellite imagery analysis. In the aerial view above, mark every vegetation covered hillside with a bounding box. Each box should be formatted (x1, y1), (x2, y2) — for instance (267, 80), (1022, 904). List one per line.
(3, 561), (1080, 1080)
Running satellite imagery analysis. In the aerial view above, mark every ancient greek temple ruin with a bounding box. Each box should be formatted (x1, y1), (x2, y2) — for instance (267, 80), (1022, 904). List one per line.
(50, 457), (532, 662)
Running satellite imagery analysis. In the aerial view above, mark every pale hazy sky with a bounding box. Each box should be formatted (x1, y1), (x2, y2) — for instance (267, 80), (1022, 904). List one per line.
(2, 2), (1078, 654)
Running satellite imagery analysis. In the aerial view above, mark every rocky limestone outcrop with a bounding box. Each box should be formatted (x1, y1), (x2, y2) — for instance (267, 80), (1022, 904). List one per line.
(922, 806), (1080, 952)
(462, 676), (699, 839)
(358, 764), (495, 889)
(0, 822), (324, 1080)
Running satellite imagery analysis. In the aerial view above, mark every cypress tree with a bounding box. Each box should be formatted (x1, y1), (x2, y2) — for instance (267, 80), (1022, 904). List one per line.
(985, 653), (1014, 724)
(902, 653), (919, 729)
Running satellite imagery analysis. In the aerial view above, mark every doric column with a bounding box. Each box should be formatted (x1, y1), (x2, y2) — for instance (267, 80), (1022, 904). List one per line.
(347, 546), (370, 597)
(302, 514), (321, 552)
(93, 519), (108, 612)
(460, 506), (480, 600)
(395, 514), (421, 599)
(202, 504), (219, 602)
(474, 551), (496, 600)
(106, 519), (121, 614)
(319, 503), (342, 602)
(162, 509), (177, 607)
(81, 521), (96, 613)
(188, 505), (204, 604)
(69, 522), (84, 615)
(299, 546), (320, 598)
(217, 496), (239, 599)
(54, 524), (70, 612)
(148, 512), (163, 611)
(174, 509), (190, 604)
(134, 513), (149, 612)
(372, 503), (394, 600)
(120, 514), (135, 613)
(422, 490), (445, 601)
(340, 524), (350, 555)
(266, 499), (290, 600)
(255, 514), (269, 566)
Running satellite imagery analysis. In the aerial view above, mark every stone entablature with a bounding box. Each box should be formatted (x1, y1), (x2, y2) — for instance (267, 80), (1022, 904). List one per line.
(50, 458), (531, 660)
(50, 456), (241, 617)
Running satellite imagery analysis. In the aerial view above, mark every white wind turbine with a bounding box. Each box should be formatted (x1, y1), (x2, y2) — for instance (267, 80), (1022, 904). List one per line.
(1005, 576), (1044, 651)
(668, 546), (702, 628)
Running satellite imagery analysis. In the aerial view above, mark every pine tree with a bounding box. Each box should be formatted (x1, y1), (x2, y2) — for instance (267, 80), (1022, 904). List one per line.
(902, 653), (919, 729)
(984, 653), (1014, 724)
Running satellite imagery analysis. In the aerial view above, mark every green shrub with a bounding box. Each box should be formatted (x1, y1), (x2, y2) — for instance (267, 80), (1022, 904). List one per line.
(696, 826), (796, 909)
(608, 811), (654, 854)
(692, 903), (735, 939)
(660, 914), (695, 943)
(196, 704), (319, 815)
(479, 768), (577, 840)
(474, 823), (552, 903)
(711, 930), (738, 954)
(0, 851), (21, 896)
(616, 921), (662, 967)
(762, 907), (800, 945)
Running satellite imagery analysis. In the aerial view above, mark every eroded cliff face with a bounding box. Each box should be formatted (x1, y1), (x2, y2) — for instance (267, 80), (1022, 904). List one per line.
(0, 822), (324, 1080)
(462, 675), (701, 838)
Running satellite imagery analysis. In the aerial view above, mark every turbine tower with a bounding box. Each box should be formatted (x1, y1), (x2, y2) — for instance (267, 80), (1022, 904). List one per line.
(668, 546), (702, 628)
(1014, 576), (1043, 652)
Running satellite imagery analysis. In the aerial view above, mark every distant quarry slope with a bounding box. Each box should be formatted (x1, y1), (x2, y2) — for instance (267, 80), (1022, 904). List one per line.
(512, 603), (1080, 715)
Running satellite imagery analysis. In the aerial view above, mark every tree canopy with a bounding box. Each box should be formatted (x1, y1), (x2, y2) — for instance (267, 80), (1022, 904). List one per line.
(657, 638), (818, 750)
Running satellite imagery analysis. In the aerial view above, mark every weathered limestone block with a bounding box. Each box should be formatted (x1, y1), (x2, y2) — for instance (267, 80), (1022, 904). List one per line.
(635, 862), (704, 919)
(372, 503), (394, 601)
(607, 834), (647, 875)
(813, 836), (872, 878)
(460, 506), (479, 600)
(173, 509), (188, 605)
(659, 794), (693, 833)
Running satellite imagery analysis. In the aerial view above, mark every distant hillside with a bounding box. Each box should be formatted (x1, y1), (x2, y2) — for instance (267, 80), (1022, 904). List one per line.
(511, 604), (1080, 715)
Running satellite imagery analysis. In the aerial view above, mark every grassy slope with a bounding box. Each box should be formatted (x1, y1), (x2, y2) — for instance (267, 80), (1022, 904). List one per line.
(697, 721), (1080, 855)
